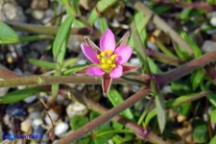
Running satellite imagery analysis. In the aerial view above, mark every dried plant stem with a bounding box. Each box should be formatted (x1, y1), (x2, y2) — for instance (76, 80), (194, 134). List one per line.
(57, 87), (151, 144)
(135, 2), (194, 55)
(154, 50), (216, 88)
(0, 75), (150, 87)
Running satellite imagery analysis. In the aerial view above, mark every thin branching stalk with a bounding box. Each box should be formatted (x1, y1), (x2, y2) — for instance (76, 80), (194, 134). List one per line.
(57, 87), (150, 143)
(82, 96), (168, 144)
(0, 75), (150, 87)
(154, 50), (216, 89)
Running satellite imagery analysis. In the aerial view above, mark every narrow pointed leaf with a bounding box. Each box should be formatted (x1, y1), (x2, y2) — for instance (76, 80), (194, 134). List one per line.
(0, 88), (43, 104)
(155, 92), (166, 133)
(53, 16), (73, 65)
(89, 0), (117, 25)
(99, 17), (108, 33)
(29, 58), (56, 69)
(0, 21), (19, 44)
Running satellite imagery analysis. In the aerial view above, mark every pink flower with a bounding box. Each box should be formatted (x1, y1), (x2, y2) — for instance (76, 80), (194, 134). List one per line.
(80, 29), (136, 94)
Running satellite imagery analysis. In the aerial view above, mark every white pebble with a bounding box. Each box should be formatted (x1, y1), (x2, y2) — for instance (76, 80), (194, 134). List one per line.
(45, 109), (58, 125)
(66, 102), (88, 118)
(54, 122), (69, 136)
(32, 119), (43, 127)
(24, 95), (37, 103)
(211, 16), (216, 26)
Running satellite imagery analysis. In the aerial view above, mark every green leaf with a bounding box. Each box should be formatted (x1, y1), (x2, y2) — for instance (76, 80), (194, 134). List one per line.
(193, 121), (208, 143)
(107, 88), (134, 120)
(174, 103), (191, 116)
(155, 92), (166, 133)
(147, 57), (162, 74)
(144, 109), (157, 127)
(63, 64), (88, 75)
(70, 115), (88, 130)
(208, 93), (216, 107)
(53, 16), (73, 65)
(99, 17), (108, 33)
(179, 8), (192, 20)
(181, 32), (202, 58)
(174, 43), (190, 61)
(209, 135), (216, 144)
(73, 19), (85, 28)
(70, 115), (91, 144)
(0, 88), (42, 104)
(94, 123), (113, 144)
(62, 58), (78, 68)
(191, 69), (205, 90)
(210, 108), (216, 124)
(153, 5), (171, 14)
(89, 0), (117, 25)
(29, 58), (56, 69)
(0, 21), (19, 44)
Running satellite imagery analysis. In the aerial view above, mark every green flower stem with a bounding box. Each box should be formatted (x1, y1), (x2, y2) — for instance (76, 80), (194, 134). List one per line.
(0, 75), (150, 87)
(134, 2), (194, 55)
(56, 87), (168, 144)
(154, 50), (216, 89)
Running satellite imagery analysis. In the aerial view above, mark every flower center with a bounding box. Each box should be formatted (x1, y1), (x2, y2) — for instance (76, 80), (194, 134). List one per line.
(97, 50), (117, 72)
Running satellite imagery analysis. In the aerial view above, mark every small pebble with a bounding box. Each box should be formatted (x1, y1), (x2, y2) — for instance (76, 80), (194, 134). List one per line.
(32, 10), (45, 20)
(66, 102), (88, 118)
(2, 3), (26, 22)
(6, 103), (27, 118)
(45, 109), (58, 125)
(24, 95), (37, 103)
(54, 122), (69, 136)
(29, 112), (41, 120)
(21, 119), (32, 133)
(201, 40), (216, 53)
(32, 118), (43, 127)
(211, 16), (216, 26)
(32, 125), (44, 136)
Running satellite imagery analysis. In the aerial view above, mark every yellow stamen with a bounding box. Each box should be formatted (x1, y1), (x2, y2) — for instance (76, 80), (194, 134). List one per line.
(98, 50), (117, 72)
(111, 54), (117, 60)
(111, 64), (116, 68)
(107, 59), (112, 64)
(101, 58), (106, 64)
(101, 64), (109, 70)
(105, 50), (113, 55)
(100, 52), (105, 57)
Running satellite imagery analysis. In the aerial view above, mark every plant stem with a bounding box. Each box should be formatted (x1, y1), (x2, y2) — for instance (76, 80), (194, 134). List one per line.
(0, 75), (150, 87)
(135, 2), (194, 55)
(57, 87), (155, 143)
(81, 95), (169, 144)
(153, 0), (216, 11)
(146, 48), (182, 66)
(154, 50), (216, 89)
(5, 21), (95, 35)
